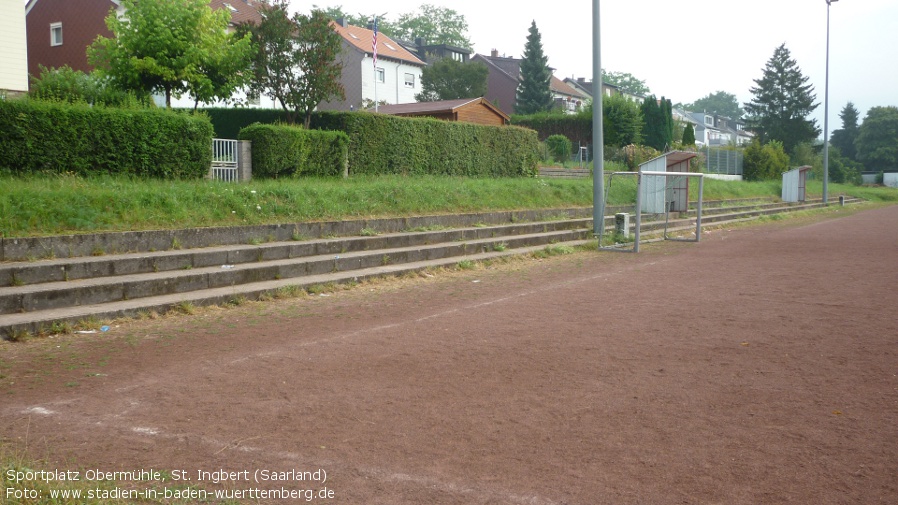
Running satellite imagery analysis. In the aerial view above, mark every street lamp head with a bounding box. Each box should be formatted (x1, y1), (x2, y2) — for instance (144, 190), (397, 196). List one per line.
(827, 0), (838, 5)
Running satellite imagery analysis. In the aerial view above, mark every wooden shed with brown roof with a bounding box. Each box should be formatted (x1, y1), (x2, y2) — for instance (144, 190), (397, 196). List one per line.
(376, 97), (510, 126)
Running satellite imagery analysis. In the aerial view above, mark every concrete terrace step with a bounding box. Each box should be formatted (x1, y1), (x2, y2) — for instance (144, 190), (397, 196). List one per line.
(0, 240), (594, 337)
(0, 218), (591, 288)
(0, 197), (861, 339)
(0, 228), (590, 316)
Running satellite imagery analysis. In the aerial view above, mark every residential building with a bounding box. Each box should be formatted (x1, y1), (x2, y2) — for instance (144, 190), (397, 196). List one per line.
(319, 19), (426, 111)
(377, 97), (509, 126)
(25, 0), (120, 79)
(0, 0), (29, 97)
(24, 0), (271, 107)
(472, 50), (587, 116)
(550, 76), (589, 114)
(470, 50), (519, 116)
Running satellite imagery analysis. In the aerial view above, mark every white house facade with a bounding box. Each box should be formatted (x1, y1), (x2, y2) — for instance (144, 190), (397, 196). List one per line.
(320, 19), (425, 111)
(0, 0), (29, 97)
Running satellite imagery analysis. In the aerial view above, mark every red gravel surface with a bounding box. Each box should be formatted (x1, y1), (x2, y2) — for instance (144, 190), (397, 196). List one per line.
(2, 205), (897, 504)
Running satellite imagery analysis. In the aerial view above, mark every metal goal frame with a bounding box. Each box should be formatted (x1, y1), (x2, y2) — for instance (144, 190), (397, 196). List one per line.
(599, 171), (705, 253)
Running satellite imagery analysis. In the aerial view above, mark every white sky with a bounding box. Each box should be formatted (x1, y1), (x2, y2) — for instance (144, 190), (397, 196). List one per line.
(303, 0), (898, 132)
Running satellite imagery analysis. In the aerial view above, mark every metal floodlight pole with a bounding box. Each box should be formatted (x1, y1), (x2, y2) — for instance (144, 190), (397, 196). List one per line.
(823, 0), (838, 204)
(592, 0), (605, 240)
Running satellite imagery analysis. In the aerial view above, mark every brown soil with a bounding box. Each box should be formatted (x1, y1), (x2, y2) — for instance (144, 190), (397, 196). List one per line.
(2, 205), (896, 504)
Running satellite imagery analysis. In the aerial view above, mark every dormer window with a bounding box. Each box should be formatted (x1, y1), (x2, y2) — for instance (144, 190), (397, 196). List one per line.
(50, 22), (63, 46)
(704, 115), (713, 126)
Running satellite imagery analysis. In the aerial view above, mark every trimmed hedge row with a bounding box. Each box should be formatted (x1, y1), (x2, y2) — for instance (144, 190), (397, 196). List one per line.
(511, 113), (592, 144)
(310, 111), (540, 177)
(0, 99), (212, 178)
(197, 107), (290, 138)
(196, 107), (540, 177)
(238, 123), (349, 178)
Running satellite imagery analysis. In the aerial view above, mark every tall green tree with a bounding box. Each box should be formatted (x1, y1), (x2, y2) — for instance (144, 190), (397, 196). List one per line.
(242, 3), (345, 128)
(313, 5), (395, 34)
(393, 4), (472, 49)
(640, 96), (673, 151)
(682, 123), (696, 146)
(687, 90), (743, 119)
(416, 58), (487, 102)
(829, 102), (860, 162)
(600, 94), (643, 147)
(744, 44), (820, 154)
(601, 70), (650, 97)
(515, 21), (553, 115)
(88, 0), (252, 108)
(855, 106), (898, 173)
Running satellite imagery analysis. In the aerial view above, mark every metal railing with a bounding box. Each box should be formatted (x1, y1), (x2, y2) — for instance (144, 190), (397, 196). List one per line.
(212, 139), (239, 182)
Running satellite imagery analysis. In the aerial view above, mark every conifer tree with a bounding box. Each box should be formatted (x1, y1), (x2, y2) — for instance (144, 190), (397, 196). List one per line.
(515, 21), (553, 115)
(640, 96), (673, 151)
(744, 44), (819, 154)
(830, 102), (860, 162)
(682, 124), (696, 146)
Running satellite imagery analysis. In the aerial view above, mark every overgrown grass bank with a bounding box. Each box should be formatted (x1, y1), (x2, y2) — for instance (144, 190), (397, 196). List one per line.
(1, 173), (895, 238)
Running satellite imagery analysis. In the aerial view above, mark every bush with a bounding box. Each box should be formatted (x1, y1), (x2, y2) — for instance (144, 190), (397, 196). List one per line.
(238, 123), (349, 178)
(29, 65), (152, 108)
(743, 139), (790, 181)
(310, 111), (539, 177)
(545, 134), (572, 163)
(607, 144), (662, 170)
(0, 99), (212, 178)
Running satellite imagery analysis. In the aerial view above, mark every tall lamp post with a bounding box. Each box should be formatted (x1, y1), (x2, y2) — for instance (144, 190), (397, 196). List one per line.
(823, 0), (838, 204)
(592, 0), (604, 238)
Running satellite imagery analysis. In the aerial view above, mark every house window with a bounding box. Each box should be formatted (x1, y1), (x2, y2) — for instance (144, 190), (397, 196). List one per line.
(404, 73), (415, 88)
(375, 67), (385, 83)
(704, 115), (713, 126)
(50, 23), (63, 46)
(451, 51), (464, 62)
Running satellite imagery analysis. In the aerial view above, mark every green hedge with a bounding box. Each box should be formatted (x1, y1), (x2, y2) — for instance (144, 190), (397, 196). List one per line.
(310, 111), (539, 177)
(0, 99), (212, 178)
(238, 123), (349, 178)
(511, 112), (592, 144)
(194, 107), (290, 138)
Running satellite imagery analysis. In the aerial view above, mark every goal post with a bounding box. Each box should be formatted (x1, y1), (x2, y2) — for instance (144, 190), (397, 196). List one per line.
(599, 170), (704, 253)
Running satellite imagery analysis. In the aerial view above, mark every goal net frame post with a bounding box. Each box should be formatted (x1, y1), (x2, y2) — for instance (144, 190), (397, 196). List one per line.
(598, 171), (704, 253)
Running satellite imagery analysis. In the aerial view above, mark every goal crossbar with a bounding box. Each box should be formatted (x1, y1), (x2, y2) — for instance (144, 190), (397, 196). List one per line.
(599, 171), (705, 253)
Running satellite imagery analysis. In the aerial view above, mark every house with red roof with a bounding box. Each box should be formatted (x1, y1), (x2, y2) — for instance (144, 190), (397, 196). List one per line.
(319, 19), (426, 112)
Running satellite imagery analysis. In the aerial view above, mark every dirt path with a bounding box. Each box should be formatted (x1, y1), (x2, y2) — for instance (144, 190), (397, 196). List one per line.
(2, 205), (897, 504)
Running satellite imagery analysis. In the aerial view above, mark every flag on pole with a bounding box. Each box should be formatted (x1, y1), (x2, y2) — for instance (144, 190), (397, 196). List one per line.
(372, 17), (378, 67)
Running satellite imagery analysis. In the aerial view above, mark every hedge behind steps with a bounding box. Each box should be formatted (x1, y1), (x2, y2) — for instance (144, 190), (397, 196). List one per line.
(310, 111), (540, 177)
(0, 99), (213, 178)
(238, 123), (349, 178)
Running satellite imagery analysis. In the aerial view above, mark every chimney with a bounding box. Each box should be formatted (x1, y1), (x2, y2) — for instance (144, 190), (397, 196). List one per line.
(577, 77), (585, 83)
(415, 37), (426, 47)
(491, 49), (498, 58)
(335, 17), (348, 27)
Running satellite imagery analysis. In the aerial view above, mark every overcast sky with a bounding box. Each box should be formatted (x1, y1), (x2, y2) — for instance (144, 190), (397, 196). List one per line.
(304, 0), (897, 133)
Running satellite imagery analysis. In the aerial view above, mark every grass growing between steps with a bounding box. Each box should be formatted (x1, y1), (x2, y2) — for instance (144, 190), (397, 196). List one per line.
(1, 172), (895, 238)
